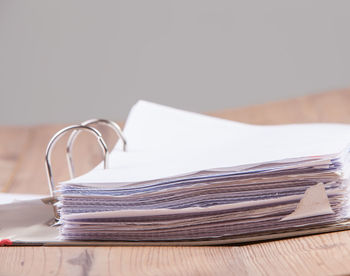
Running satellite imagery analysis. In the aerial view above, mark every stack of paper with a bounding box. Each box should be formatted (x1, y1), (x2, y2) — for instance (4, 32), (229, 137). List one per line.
(58, 101), (350, 243)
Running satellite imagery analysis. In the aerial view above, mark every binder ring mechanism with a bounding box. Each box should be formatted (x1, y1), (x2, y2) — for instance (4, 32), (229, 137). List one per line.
(66, 119), (127, 178)
(45, 119), (126, 199)
(45, 125), (108, 199)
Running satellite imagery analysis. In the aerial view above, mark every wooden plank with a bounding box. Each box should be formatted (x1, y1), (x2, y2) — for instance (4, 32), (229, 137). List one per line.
(1, 230), (350, 275)
(5, 125), (64, 195)
(214, 89), (350, 124)
(1, 89), (350, 275)
(0, 126), (30, 192)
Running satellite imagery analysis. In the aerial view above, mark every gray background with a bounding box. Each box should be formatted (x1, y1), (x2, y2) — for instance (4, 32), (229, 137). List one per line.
(1, 0), (350, 125)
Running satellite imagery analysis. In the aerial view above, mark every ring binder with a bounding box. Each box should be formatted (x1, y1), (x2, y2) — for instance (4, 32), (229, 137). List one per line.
(45, 125), (109, 198)
(5, 100), (350, 245)
(66, 119), (126, 178)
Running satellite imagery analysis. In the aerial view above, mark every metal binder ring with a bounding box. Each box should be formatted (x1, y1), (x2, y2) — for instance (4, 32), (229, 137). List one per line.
(66, 119), (126, 178)
(45, 125), (109, 198)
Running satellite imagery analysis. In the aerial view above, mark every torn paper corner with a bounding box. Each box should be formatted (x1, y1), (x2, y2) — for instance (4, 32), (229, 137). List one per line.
(281, 183), (334, 221)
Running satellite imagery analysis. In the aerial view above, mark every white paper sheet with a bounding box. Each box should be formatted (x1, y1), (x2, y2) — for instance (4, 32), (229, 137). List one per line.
(65, 100), (350, 185)
(0, 193), (46, 205)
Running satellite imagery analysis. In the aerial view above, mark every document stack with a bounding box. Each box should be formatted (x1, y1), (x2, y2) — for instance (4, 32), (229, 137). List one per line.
(56, 101), (350, 244)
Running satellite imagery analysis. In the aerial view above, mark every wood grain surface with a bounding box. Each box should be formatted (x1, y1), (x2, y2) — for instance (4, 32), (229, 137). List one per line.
(1, 89), (350, 276)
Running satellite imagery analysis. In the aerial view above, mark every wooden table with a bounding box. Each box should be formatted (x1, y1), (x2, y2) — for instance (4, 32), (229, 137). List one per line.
(2, 90), (350, 275)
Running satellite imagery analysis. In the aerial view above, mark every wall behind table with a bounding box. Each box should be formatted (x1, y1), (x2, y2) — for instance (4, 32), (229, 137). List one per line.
(0, 0), (349, 124)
